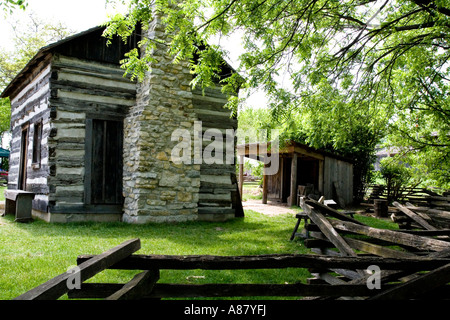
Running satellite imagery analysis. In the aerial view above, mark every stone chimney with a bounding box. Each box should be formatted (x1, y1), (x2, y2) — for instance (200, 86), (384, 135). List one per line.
(122, 11), (201, 223)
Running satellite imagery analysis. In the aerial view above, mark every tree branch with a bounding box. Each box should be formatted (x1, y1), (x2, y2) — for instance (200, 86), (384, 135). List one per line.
(195, 0), (239, 32)
(410, 0), (450, 17)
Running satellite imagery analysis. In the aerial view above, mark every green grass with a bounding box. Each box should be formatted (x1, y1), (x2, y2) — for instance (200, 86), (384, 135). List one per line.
(0, 186), (6, 201)
(243, 180), (262, 188)
(242, 181), (263, 201)
(353, 214), (399, 230)
(0, 210), (310, 300)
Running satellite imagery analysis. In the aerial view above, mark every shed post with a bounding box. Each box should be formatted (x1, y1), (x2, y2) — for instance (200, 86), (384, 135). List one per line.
(318, 160), (324, 194)
(262, 164), (268, 204)
(289, 153), (298, 207)
(239, 155), (244, 200)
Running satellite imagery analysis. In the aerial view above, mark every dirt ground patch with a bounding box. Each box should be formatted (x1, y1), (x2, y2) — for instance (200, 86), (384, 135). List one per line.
(242, 199), (298, 216)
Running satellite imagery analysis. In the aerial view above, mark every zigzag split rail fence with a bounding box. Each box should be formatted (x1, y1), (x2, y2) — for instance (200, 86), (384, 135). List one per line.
(13, 231), (450, 300)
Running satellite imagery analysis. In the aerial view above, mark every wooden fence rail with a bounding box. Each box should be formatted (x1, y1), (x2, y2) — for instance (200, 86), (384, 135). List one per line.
(75, 253), (450, 271)
(365, 184), (450, 209)
(14, 238), (141, 300)
(297, 197), (450, 300)
(13, 236), (450, 300)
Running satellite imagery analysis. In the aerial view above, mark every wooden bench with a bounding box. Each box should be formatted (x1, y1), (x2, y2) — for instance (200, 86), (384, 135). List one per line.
(4, 190), (35, 222)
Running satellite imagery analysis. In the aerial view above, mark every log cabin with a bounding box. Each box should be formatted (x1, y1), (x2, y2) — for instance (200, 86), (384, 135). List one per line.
(1, 17), (242, 223)
(237, 141), (354, 208)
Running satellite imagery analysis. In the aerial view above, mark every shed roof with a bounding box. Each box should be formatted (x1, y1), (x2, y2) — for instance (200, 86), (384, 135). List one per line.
(237, 140), (353, 163)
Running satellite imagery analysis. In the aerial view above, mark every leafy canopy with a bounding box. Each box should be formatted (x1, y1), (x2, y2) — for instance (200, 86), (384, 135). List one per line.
(0, 0), (27, 13)
(105, 0), (449, 189)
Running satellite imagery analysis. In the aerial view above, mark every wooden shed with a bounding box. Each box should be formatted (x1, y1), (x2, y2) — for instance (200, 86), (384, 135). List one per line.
(237, 141), (354, 208)
(1, 18), (242, 223)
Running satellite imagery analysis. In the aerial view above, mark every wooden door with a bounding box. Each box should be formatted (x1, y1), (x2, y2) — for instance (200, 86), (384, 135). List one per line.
(86, 119), (123, 205)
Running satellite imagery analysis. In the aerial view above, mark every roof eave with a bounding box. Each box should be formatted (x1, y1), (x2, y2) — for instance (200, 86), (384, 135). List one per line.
(1, 25), (105, 99)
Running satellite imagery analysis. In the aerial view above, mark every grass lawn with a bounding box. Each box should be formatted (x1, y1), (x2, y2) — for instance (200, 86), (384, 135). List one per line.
(242, 180), (263, 201)
(0, 210), (312, 300)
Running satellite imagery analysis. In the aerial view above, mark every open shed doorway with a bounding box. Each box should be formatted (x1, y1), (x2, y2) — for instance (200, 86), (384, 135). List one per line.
(237, 141), (325, 207)
(266, 156), (320, 204)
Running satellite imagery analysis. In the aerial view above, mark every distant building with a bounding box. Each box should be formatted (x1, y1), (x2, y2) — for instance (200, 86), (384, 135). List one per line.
(238, 141), (354, 208)
(374, 146), (400, 171)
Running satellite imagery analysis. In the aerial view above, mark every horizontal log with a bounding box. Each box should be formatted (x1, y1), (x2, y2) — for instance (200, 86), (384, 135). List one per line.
(397, 229), (450, 237)
(192, 93), (228, 105)
(192, 86), (230, 100)
(405, 206), (450, 217)
(329, 219), (450, 252)
(52, 80), (136, 100)
(430, 202), (450, 208)
(198, 201), (233, 207)
(49, 97), (130, 116)
(69, 282), (399, 299)
(428, 196), (450, 201)
(52, 59), (131, 79)
(48, 204), (123, 214)
(198, 208), (235, 215)
(200, 183), (235, 190)
(76, 253), (450, 271)
(309, 230), (417, 259)
(360, 203), (399, 212)
(54, 67), (135, 86)
(200, 168), (236, 176)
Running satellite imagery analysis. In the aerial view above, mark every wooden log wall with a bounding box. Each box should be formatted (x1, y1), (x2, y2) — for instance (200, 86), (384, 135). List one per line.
(46, 54), (135, 216)
(192, 87), (239, 221)
(8, 58), (52, 213)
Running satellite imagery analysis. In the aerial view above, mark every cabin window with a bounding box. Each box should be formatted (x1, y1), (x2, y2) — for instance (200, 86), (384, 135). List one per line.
(32, 121), (43, 168)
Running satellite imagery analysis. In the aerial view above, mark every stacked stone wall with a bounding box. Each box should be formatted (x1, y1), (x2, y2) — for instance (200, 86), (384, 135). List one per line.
(122, 15), (201, 224)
